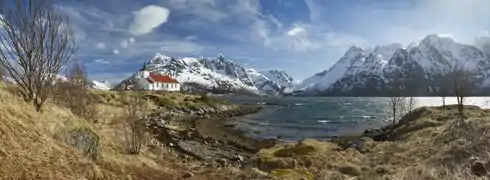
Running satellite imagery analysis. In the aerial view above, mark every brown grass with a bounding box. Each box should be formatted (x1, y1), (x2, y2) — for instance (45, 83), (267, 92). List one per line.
(251, 105), (490, 180)
(0, 83), (186, 179)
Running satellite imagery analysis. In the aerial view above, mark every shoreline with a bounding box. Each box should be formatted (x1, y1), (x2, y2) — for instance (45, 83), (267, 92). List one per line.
(146, 103), (278, 168)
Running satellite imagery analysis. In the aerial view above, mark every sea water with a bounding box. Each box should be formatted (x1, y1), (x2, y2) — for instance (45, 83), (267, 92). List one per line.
(222, 96), (490, 141)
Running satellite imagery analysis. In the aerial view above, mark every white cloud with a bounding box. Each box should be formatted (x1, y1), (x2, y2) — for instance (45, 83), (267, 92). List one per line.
(128, 37), (136, 44)
(129, 5), (170, 36)
(93, 59), (110, 64)
(287, 26), (306, 36)
(113, 49), (120, 55)
(94, 42), (106, 50)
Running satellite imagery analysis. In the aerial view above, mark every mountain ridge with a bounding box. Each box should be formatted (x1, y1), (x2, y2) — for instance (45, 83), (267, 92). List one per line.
(297, 34), (490, 96)
(116, 54), (296, 95)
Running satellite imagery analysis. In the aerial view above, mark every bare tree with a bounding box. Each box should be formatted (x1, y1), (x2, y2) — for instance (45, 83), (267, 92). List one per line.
(0, 64), (5, 83)
(0, 0), (76, 111)
(387, 72), (406, 124)
(402, 96), (417, 115)
(53, 62), (97, 120)
(119, 82), (147, 155)
(452, 66), (471, 115)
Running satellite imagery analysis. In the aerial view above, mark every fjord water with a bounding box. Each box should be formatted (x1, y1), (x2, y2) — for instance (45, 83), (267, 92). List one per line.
(223, 96), (490, 141)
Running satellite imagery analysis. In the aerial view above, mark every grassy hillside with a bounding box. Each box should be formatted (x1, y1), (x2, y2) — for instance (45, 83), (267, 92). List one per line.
(246, 105), (490, 179)
(0, 84), (229, 179)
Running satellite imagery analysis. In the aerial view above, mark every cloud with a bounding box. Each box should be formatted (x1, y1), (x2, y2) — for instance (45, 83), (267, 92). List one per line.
(128, 37), (136, 44)
(113, 49), (120, 55)
(93, 59), (110, 64)
(94, 42), (106, 50)
(287, 26), (306, 36)
(129, 5), (170, 36)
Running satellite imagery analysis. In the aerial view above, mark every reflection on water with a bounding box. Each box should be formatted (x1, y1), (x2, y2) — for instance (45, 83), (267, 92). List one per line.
(220, 96), (490, 141)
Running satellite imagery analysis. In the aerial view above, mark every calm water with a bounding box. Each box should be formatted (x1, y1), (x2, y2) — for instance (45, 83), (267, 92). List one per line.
(222, 96), (490, 141)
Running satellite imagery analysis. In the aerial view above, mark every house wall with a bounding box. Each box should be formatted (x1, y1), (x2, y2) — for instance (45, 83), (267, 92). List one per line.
(137, 79), (180, 91)
(149, 82), (180, 91)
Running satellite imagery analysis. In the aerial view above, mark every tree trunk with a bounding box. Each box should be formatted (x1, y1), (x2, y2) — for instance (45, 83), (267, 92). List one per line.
(392, 107), (396, 124)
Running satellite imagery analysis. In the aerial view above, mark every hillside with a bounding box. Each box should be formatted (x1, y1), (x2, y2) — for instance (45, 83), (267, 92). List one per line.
(298, 34), (490, 96)
(0, 83), (271, 179)
(246, 105), (490, 179)
(116, 54), (295, 96)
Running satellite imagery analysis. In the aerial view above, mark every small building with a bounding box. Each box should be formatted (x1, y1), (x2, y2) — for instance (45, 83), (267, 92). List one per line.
(137, 70), (181, 91)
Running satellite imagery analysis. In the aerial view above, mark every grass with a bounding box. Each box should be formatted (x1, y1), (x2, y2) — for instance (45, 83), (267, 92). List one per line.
(251, 105), (490, 180)
(0, 84), (197, 179)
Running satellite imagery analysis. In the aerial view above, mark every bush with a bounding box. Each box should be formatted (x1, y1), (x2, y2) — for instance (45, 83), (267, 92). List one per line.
(52, 64), (98, 121)
(119, 90), (147, 155)
(144, 94), (180, 109)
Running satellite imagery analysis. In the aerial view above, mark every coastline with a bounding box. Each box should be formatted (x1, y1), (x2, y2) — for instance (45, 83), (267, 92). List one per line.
(146, 103), (278, 168)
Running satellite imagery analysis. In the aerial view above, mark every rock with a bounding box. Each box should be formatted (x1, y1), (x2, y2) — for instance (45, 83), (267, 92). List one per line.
(338, 164), (361, 176)
(224, 123), (237, 128)
(182, 172), (194, 178)
(471, 161), (487, 176)
(254, 157), (296, 172)
(233, 154), (244, 162)
(216, 158), (228, 167)
(246, 167), (269, 178)
(55, 127), (100, 160)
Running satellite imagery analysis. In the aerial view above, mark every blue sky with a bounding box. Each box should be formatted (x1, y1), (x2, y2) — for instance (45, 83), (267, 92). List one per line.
(55, 0), (490, 83)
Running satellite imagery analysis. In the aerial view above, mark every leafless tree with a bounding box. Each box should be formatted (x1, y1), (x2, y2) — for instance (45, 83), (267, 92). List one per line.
(0, 0), (76, 111)
(119, 82), (147, 155)
(452, 66), (471, 115)
(387, 72), (406, 124)
(402, 96), (417, 115)
(0, 64), (5, 82)
(53, 62), (97, 120)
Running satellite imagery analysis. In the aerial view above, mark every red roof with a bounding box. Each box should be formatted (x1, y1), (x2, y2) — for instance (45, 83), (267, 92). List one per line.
(146, 73), (179, 83)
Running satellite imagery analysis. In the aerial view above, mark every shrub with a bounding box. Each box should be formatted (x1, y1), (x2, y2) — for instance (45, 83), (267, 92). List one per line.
(119, 90), (147, 155)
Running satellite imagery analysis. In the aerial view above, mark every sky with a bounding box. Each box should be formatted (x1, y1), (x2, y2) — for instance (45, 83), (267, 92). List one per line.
(53, 0), (490, 83)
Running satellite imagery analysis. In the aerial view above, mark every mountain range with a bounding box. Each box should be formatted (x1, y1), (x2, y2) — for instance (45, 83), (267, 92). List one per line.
(116, 54), (296, 95)
(296, 34), (490, 96)
(112, 34), (490, 96)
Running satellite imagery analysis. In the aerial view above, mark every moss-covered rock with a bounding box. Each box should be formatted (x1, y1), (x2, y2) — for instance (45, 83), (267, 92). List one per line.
(55, 126), (100, 160)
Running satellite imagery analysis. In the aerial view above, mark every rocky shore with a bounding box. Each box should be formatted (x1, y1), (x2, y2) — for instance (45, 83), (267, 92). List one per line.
(144, 102), (277, 169)
(150, 103), (490, 179)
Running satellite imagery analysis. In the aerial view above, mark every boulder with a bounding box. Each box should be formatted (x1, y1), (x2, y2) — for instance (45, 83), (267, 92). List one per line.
(55, 127), (100, 160)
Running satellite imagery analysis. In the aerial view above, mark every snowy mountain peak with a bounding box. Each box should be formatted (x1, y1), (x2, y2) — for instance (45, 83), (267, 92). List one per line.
(420, 34), (456, 48)
(117, 53), (295, 95)
(91, 80), (112, 90)
(373, 43), (403, 60)
(153, 53), (170, 60)
(298, 34), (490, 96)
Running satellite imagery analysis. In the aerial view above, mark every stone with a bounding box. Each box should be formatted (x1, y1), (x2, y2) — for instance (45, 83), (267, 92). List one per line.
(55, 127), (100, 160)
(471, 161), (487, 176)
(233, 154), (244, 162)
(182, 172), (194, 178)
(216, 158), (228, 167)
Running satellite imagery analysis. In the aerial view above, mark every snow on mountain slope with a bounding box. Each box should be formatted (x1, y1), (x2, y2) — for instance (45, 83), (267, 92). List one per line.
(117, 54), (295, 95)
(299, 34), (490, 96)
(91, 80), (112, 90)
(297, 46), (367, 92)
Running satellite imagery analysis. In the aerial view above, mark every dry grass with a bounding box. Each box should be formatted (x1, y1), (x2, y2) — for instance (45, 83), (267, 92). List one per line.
(0, 84), (185, 179)
(252, 105), (490, 180)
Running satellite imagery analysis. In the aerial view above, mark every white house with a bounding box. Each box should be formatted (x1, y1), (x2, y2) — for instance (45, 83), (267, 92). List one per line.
(137, 70), (181, 91)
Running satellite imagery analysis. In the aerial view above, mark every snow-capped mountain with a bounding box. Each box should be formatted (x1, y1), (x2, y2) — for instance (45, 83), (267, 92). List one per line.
(91, 80), (112, 90)
(298, 34), (490, 96)
(117, 54), (295, 95)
